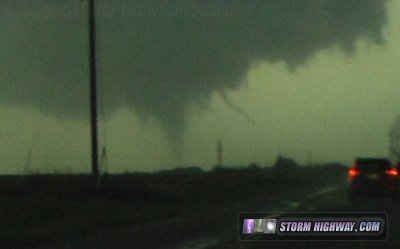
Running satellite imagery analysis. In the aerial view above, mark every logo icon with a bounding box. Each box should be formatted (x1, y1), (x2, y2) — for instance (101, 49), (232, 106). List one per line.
(254, 219), (267, 233)
(243, 219), (255, 234)
(265, 219), (277, 234)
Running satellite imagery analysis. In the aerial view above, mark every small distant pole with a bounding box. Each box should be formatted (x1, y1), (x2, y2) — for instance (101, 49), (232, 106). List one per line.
(100, 146), (108, 174)
(307, 150), (313, 166)
(96, 146), (108, 188)
(217, 139), (223, 167)
(24, 149), (33, 174)
(88, 0), (99, 186)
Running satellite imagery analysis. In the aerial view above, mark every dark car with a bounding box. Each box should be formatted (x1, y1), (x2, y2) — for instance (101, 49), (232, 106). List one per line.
(348, 158), (398, 200)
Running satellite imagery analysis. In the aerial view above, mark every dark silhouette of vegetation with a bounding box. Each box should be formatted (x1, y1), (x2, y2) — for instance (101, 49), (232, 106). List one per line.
(271, 156), (300, 176)
(157, 166), (204, 176)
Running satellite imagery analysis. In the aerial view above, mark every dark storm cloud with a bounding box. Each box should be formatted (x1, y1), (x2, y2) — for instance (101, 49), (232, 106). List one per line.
(0, 0), (388, 149)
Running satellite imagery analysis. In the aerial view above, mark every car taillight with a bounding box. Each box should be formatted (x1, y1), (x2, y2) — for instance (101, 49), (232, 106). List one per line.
(348, 168), (360, 177)
(385, 168), (398, 176)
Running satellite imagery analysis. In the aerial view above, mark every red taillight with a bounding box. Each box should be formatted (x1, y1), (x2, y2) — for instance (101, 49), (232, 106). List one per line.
(348, 168), (360, 177)
(385, 168), (398, 176)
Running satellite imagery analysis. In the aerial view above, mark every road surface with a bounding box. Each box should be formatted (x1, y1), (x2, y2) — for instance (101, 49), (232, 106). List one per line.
(37, 184), (399, 249)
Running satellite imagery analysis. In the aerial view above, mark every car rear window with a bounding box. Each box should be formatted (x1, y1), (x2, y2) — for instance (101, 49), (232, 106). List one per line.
(356, 160), (391, 171)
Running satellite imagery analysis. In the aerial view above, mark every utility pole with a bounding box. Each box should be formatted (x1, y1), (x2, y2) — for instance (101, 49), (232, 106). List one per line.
(217, 139), (223, 167)
(88, 0), (99, 185)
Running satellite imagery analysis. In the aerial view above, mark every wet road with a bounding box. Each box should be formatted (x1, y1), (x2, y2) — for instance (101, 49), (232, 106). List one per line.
(37, 184), (399, 249)
(205, 187), (400, 249)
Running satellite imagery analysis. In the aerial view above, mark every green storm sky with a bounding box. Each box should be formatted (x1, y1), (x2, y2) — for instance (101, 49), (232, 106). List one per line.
(0, 0), (399, 173)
